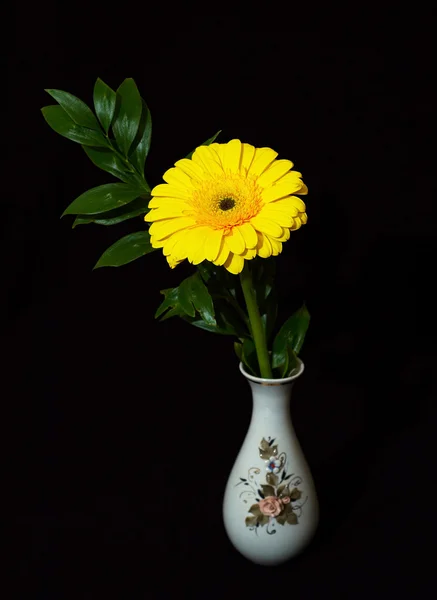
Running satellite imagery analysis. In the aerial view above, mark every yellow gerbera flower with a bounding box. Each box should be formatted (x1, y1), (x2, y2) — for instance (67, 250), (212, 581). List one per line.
(145, 139), (308, 274)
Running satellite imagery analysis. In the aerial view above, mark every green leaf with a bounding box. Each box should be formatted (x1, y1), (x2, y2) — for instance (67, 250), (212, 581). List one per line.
(272, 305), (311, 368)
(93, 78), (117, 134)
(72, 195), (151, 227)
(276, 513), (287, 525)
(155, 288), (182, 320)
(241, 338), (259, 376)
(289, 488), (302, 501)
(245, 515), (258, 528)
(45, 89), (100, 130)
(186, 130), (222, 159)
(129, 99), (152, 175)
(258, 515), (270, 526)
(259, 438), (270, 451)
(234, 342), (243, 362)
(178, 273), (216, 325)
(94, 231), (155, 268)
(62, 183), (143, 216)
(42, 106), (108, 147)
(259, 447), (272, 460)
(112, 78), (143, 156)
(277, 483), (290, 497)
(266, 473), (279, 487)
(269, 445), (278, 457)
(287, 511), (298, 525)
(248, 503), (262, 517)
(82, 146), (141, 185)
(261, 484), (275, 497)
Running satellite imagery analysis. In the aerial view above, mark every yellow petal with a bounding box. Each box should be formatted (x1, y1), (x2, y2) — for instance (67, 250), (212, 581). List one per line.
(296, 183), (308, 195)
(185, 227), (210, 265)
(240, 143), (255, 175)
(149, 217), (195, 240)
(300, 212), (308, 224)
(250, 215), (283, 238)
(267, 236), (283, 256)
(163, 167), (194, 189)
(256, 160), (294, 188)
(145, 203), (188, 222)
(174, 158), (207, 181)
(237, 222), (257, 249)
(261, 174), (304, 203)
(240, 247), (257, 260)
(162, 229), (187, 255)
(261, 207), (294, 227)
(204, 228), (224, 261)
(222, 139), (242, 173)
(290, 217), (303, 230)
(166, 254), (183, 269)
(214, 238), (230, 266)
(223, 252), (245, 274)
(192, 145), (223, 176)
(209, 143), (225, 166)
(274, 227), (290, 242)
(255, 232), (272, 258)
(268, 197), (305, 215)
(225, 227), (246, 254)
(249, 147), (278, 177)
(151, 184), (192, 200)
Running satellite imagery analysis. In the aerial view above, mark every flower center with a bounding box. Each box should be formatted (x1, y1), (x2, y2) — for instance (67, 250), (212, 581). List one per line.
(219, 197), (236, 211)
(187, 173), (263, 231)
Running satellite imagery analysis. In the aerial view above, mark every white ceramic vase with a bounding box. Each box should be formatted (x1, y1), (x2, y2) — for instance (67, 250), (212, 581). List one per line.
(223, 359), (319, 566)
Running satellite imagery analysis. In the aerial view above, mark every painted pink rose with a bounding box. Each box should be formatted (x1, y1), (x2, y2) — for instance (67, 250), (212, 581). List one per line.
(258, 496), (283, 517)
(281, 496), (291, 504)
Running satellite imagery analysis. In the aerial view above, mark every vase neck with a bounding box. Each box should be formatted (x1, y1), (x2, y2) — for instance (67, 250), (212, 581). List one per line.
(248, 380), (295, 415)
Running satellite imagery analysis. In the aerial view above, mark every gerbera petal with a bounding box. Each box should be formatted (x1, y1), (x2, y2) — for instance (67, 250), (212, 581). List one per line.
(290, 217), (303, 230)
(240, 143), (255, 175)
(162, 229), (187, 255)
(268, 196), (305, 214)
(209, 143), (225, 166)
(267, 236), (283, 256)
(296, 183), (308, 195)
(256, 160), (294, 188)
(256, 232), (273, 258)
(192, 145), (223, 176)
(145, 203), (188, 221)
(261, 175), (305, 203)
(222, 139), (242, 173)
(149, 217), (195, 240)
(274, 227), (290, 242)
(166, 254), (184, 269)
(163, 167), (194, 188)
(249, 147), (279, 177)
(204, 228), (224, 262)
(225, 227), (245, 254)
(250, 215), (283, 238)
(151, 184), (192, 201)
(240, 247), (257, 260)
(261, 207), (294, 228)
(214, 238), (230, 266)
(300, 212), (308, 224)
(223, 252), (245, 274)
(185, 226), (210, 264)
(237, 222), (258, 249)
(174, 158), (207, 181)
(272, 196), (306, 213)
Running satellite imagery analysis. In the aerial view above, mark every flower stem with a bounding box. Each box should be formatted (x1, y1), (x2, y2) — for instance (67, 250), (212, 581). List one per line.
(239, 263), (273, 379)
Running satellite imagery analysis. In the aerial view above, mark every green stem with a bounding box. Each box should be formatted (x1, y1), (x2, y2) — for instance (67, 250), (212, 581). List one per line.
(239, 263), (272, 379)
(105, 136), (150, 192)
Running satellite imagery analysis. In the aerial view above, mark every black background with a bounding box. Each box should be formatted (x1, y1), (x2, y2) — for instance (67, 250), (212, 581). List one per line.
(7, 6), (437, 598)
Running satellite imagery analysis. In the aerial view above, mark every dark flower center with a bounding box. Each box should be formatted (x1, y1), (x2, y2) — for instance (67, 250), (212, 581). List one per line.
(219, 197), (236, 211)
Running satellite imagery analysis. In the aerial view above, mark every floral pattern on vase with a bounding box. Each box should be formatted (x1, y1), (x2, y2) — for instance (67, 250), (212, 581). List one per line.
(236, 437), (307, 534)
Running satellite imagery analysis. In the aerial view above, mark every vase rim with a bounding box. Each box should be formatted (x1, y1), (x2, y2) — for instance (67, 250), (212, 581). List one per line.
(239, 358), (305, 386)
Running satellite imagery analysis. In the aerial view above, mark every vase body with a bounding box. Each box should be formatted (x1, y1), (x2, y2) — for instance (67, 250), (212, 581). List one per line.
(223, 360), (319, 565)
